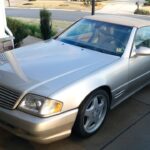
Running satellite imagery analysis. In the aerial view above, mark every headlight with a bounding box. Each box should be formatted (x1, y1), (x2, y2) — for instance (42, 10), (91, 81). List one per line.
(18, 94), (63, 117)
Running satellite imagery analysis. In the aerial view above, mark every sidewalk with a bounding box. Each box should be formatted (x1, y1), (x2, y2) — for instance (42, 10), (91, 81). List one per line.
(96, 0), (145, 14)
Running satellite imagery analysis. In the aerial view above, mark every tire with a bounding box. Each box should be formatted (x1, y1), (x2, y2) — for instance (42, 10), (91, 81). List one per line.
(73, 89), (110, 137)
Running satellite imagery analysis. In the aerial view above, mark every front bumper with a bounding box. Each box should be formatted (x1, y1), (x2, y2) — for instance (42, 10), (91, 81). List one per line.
(0, 107), (78, 143)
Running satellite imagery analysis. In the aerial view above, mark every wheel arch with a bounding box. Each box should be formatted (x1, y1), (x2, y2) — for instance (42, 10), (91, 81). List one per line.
(73, 85), (112, 136)
(79, 85), (112, 108)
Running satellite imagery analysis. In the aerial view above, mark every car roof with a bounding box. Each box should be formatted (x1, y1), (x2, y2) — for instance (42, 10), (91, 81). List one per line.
(84, 15), (150, 28)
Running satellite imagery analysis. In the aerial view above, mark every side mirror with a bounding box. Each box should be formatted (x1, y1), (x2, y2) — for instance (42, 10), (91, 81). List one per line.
(135, 46), (150, 56)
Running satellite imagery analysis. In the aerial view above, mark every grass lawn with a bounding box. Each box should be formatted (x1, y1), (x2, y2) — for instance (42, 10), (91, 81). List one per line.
(9, 17), (73, 32)
(7, 17), (73, 46)
(6, 0), (107, 11)
(134, 5), (150, 15)
(140, 5), (150, 12)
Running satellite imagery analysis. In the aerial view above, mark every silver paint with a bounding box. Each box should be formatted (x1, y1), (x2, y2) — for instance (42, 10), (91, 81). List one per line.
(0, 23), (150, 143)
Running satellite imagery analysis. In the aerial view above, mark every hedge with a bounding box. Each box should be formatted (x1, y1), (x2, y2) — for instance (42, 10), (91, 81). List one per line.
(7, 17), (56, 47)
(7, 17), (41, 47)
(134, 9), (150, 15)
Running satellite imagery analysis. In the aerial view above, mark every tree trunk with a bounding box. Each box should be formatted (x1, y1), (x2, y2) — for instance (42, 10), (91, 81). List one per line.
(8, 0), (11, 7)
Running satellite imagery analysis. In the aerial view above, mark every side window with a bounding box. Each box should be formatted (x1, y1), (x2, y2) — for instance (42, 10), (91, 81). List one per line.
(134, 26), (150, 49)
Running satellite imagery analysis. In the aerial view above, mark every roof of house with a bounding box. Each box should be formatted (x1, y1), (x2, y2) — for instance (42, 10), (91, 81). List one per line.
(85, 15), (150, 28)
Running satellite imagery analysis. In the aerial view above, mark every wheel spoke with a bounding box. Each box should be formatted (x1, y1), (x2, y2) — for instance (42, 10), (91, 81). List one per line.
(93, 116), (99, 124)
(85, 108), (93, 118)
(98, 100), (104, 111)
(84, 118), (94, 129)
(93, 97), (99, 109)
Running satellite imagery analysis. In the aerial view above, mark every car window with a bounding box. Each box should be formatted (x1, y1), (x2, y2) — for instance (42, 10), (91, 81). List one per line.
(134, 26), (150, 49)
(57, 19), (132, 57)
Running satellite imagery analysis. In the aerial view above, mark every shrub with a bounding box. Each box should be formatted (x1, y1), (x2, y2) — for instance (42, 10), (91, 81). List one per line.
(40, 9), (52, 40)
(7, 17), (41, 47)
(7, 17), (56, 47)
(7, 17), (29, 47)
(144, 0), (150, 6)
(24, 23), (41, 38)
(145, 0), (150, 4)
(83, 0), (91, 6)
(134, 9), (150, 15)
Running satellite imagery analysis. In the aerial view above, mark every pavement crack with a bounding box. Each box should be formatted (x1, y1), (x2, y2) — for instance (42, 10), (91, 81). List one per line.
(132, 97), (150, 106)
(99, 111), (150, 150)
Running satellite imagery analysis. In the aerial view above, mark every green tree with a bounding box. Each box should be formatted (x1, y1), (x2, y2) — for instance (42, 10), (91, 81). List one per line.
(40, 9), (52, 40)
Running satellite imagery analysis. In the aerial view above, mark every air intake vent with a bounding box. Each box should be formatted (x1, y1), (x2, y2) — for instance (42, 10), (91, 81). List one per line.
(0, 86), (21, 109)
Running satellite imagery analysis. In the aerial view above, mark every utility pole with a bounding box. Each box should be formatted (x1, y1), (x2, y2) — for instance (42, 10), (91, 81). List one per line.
(91, 0), (95, 15)
(136, 1), (140, 10)
(8, 0), (11, 7)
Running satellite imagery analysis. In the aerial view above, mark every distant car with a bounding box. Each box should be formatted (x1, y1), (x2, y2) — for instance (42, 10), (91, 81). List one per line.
(0, 15), (150, 143)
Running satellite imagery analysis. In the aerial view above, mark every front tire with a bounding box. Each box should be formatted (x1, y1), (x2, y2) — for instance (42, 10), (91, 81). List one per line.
(73, 89), (110, 137)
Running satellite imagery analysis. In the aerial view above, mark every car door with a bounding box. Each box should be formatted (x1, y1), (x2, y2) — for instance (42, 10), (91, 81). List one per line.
(128, 26), (150, 92)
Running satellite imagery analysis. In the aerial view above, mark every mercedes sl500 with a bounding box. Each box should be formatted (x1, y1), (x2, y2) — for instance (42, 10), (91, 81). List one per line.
(0, 15), (150, 143)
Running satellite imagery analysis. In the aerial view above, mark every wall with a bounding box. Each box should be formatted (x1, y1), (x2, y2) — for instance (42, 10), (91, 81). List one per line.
(0, 0), (7, 38)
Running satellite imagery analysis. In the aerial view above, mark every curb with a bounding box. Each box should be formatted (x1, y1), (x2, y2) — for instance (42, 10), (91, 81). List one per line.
(6, 7), (91, 13)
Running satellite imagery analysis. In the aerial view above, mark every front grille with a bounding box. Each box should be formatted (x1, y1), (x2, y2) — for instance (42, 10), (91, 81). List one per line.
(0, 86), (21, 109)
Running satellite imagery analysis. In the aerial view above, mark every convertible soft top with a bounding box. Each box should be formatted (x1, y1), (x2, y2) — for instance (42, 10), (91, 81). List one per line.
(85, 15), (150, 28)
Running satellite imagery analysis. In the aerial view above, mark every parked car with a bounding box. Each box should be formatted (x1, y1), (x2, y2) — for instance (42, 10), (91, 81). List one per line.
(0, 15), (150, 143)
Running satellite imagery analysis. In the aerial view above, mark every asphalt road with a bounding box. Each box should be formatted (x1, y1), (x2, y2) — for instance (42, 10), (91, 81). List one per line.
(6, 8), (90, 21)
(5, 0), (146, 22)
(0, 85), (150, 150)
(6, 8), (150, 22)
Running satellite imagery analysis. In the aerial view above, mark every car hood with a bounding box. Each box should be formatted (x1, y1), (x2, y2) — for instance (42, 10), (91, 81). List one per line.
(0, 40), (119, 97)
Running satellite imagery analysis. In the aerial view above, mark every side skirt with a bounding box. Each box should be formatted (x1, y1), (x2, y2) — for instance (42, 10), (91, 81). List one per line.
(110, 81), (150, 109)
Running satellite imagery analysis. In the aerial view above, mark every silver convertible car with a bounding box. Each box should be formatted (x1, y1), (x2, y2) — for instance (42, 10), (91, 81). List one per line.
(0, 15), (150, 143)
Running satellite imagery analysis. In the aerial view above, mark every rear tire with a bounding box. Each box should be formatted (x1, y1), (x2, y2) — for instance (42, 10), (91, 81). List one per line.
(73, 89), (110, 137)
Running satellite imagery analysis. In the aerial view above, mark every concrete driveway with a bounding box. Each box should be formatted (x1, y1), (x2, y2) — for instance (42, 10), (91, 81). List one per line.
(96, 0), (145, 14)
(0, 85), (150, 150)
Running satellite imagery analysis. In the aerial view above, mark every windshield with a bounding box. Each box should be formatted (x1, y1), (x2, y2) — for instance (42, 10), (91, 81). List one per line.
(57, 19), (132, 56)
